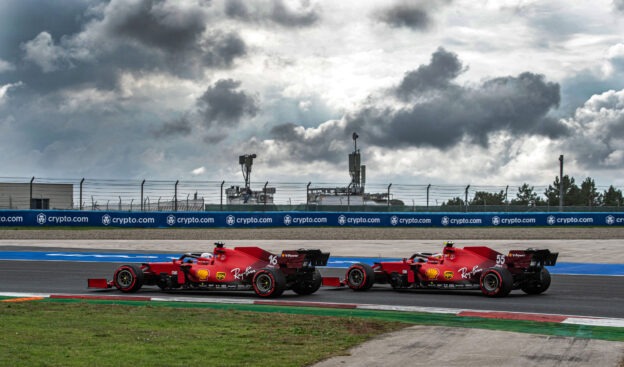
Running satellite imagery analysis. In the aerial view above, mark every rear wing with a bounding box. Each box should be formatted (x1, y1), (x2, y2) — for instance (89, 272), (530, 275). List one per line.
(508, 249), (558, 269)
(279, 249), (330, 269)
(529, 249), (558, 266)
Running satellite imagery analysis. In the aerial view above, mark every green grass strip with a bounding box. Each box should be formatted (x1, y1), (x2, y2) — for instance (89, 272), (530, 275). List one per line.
(38, 297), (624, 342)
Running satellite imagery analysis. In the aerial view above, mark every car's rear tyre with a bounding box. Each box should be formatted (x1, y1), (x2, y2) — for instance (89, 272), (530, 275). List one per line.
(521, 268), (551, 295)
(479, 267), (513, 297)
(345, 263), (375, 291)
(291, 269), (322, 295)
(252, 268), (286, 298)
(114, 264), (144, 293)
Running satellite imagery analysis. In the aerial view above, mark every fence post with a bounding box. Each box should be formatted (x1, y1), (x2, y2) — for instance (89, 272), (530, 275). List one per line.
(174, 180), (179, 212)
(263, 181), (268, 209)
(79, 178), (85, 210)
(220, 181), (225, 211)
(29, 176), (35, 209)
(347, 182), (352, 211)
(464, 185), (470, 212)
(387, 183), (392, 208)
(306, 182), (311, 209)
(426, 184), (431, 208)
(141, 179), (145, 211)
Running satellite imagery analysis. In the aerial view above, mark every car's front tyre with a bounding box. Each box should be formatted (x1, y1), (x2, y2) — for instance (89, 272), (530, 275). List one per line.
(345, 263), (375, 291)
(113, 264), (144, 293)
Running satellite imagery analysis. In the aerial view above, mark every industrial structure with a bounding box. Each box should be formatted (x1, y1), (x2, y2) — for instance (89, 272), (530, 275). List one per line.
(225, 154), (276, 205)
(307, 133), (403, 206)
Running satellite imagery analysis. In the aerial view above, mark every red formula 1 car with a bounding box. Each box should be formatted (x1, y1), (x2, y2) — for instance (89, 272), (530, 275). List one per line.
(325, 242), (558, 297)
(88, 242), (329, 298)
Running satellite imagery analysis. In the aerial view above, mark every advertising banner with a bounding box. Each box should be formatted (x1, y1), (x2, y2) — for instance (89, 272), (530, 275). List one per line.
(1, 210), (624, 228)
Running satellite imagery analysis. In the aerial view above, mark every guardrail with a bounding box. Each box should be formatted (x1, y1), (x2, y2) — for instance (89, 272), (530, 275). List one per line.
(1, 210), (623, 228)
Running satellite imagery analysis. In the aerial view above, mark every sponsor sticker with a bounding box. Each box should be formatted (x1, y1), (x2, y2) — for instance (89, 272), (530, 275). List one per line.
(197, 269), (209, 281)
(425, 268), (439, 280)
(216, 272), (226, 280)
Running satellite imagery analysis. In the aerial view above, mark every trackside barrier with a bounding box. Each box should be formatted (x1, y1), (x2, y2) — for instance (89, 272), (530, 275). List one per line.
(1, 210), (624, 228)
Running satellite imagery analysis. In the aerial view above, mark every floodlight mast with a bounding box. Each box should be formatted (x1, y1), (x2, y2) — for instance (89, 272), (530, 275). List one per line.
(349, 132), (362, 192)
(239, 154), (257, 189)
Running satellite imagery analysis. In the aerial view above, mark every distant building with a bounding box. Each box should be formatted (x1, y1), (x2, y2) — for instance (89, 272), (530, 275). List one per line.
(0, 183), (73, 210)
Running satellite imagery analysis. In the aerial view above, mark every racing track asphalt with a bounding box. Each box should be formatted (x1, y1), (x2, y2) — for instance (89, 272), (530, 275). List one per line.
(1, 258), (623, 319)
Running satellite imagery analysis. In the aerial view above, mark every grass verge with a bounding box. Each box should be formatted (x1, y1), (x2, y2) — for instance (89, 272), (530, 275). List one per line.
(0, 301), (405, 367)
(1, 297), (623, 366)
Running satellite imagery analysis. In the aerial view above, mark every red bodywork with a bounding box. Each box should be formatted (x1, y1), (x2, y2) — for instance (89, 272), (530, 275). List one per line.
(325, 242), (558, 297)
(89, 242), (329, 298)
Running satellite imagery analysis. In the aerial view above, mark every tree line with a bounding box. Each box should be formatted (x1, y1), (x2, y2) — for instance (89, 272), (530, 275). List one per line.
(442, 176), (624, 207)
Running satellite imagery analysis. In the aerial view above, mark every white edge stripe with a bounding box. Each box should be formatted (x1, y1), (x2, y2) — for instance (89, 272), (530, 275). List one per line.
(356, 304), (460, 314)
(563, 318), (624, 328)
(0, 292), (51, 298)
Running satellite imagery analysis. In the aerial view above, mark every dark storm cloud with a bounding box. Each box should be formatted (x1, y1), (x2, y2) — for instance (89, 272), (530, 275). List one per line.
(153, 116), (192, 138)
(224, 0), (250, 20)
(395, 47), (464, 99)
(375, 1), (452, 30)
(101, 0), (246, 72)
(350, 71), (565, 149)
(614, 0), (624, 12)
(104, 0), (207, 53)
(8, 0), (247, 90)
(269, 48), (566, 160)
(376, 4), (430, 30)
(197, 79), (259, 128)
(0, 0), (94, 62)
(201, 31), (247, 68)
(225, 0), (320, 27)
(268, 122), (347, 163)
(270, 0), (320, 27)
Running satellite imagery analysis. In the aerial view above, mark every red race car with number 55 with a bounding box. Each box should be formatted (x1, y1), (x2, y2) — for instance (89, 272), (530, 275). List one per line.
(324, 242), (558, 297)
(88, 242), (329, 298)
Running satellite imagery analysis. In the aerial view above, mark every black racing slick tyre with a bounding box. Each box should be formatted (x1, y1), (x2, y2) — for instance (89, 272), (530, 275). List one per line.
(346, 263), (375, 291)
(521, 268), (552, 295)
(252, 268), (286, 298)
(479, 267), (513, 297)
(113, 264), (144, 293)
(291, 269), (322, 295)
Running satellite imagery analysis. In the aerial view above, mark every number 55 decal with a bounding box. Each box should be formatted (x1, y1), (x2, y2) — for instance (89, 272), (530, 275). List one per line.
(496, 254), (505, 266)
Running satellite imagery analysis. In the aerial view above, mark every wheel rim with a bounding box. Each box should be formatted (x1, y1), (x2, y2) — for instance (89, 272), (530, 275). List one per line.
(255, 273), (273, 293)
(116, 269), (134, 288)
(482, 272), (500, 292)
(348, 268), (364, 287)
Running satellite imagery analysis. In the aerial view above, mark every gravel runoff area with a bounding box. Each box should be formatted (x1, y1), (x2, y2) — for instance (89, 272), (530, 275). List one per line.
(3, 227), (624, 263)
(3, 227), (624, 240)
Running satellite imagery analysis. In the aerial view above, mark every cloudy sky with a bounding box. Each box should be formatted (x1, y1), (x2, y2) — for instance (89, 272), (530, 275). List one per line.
(1, 0), (624, 188)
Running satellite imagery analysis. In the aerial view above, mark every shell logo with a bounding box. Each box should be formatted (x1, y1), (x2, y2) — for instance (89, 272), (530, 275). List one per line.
(425, 268), (439, 280)
(197, 269), (209, 281)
